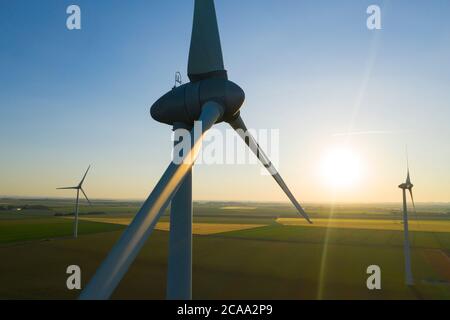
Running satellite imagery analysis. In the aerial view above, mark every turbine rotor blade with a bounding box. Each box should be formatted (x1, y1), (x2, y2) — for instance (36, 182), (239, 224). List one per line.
(188, 0), (226, 81)
(406, 170), (411, 185)
(228, 116), (312, 224)
(81, 188), (92, 206)
(79, 165), (91, 187)
(408, 189), (416, 211)
(80, 101), (224, 300)
(57, 187), (78, 190)
(405, 146), (412, 185)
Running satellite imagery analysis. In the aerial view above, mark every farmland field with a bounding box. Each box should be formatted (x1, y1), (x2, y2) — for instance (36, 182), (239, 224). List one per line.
(78, 217), (267, 235)
(277, 218), (450, 233)
(0, 198), (449, 300)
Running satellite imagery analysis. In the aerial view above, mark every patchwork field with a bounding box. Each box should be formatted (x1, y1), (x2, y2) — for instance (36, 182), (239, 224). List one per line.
(0, 199), (449, 300)
(277, 218), (450, 233)
(0, 218), (124, 244)
(79, 217), (267, 235)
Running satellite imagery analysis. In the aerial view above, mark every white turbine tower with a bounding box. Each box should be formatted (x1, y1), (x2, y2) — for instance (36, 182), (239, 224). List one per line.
(398, 155), (415, 286)
(80, 0), (311, 300)
(57, 165), (92, 239)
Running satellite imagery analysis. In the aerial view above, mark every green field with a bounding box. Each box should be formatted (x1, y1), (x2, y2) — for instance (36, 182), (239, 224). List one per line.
(0, 199), (449, 300)
(0, 218), (124, 244)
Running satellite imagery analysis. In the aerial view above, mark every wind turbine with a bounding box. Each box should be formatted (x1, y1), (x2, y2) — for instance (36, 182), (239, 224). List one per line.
(57, 166), (92, 239)
(398, 154), (415, 286)
(80, 0), (311, 300)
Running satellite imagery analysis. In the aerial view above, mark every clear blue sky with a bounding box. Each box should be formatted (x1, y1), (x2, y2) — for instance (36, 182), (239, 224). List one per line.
(1, 0), (449, 202)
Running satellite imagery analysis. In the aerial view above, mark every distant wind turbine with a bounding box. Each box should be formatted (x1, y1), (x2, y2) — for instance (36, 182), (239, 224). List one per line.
(57, 166), (92, 239)
(398, 154), (415, 286)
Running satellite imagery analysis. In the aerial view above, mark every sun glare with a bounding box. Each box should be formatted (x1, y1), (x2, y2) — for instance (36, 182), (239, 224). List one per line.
(320, 147), (362, 188)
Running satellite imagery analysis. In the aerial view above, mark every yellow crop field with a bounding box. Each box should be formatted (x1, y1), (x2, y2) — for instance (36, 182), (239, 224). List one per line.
(276, 218), (450, 233)
(79, 217), (266, 235)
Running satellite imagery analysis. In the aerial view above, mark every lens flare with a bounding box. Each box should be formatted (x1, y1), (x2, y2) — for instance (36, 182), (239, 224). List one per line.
(320, 147), (361, 188)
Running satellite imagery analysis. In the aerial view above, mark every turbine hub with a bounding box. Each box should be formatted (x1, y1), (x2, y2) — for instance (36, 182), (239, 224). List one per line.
(150, 78), (245, 126)
(399, 183), (414, 189)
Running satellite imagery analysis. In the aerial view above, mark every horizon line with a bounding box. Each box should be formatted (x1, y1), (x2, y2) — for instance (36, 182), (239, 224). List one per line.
(1, 195), (449, 205)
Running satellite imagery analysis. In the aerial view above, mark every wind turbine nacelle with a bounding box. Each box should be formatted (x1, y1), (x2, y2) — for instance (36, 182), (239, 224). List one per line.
(399, 183), (413, 189)
(150, 78), (245, 126)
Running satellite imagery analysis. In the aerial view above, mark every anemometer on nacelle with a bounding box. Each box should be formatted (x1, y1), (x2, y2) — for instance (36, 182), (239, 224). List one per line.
(173, 71), (183, 89)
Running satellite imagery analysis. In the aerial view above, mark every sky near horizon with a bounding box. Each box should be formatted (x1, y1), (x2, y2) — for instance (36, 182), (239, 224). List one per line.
(0, 0), (449, 203)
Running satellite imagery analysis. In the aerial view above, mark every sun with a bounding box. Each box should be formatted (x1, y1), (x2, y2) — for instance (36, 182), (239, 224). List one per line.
(319, 147), (362, 188)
